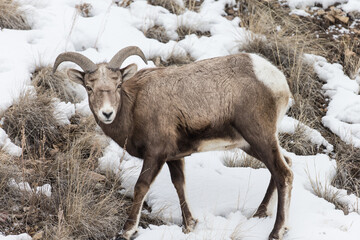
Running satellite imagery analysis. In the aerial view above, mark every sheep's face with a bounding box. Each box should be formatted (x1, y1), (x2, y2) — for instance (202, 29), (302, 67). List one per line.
(67, 63), (137, 124)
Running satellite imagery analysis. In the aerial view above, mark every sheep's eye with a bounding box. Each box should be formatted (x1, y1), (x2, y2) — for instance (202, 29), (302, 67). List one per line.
(86, 86), (93, 92)
(116, 84), (122, 90)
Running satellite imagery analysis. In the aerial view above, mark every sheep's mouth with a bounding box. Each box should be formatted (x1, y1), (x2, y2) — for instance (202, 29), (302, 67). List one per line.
(103, 119), (113, 124)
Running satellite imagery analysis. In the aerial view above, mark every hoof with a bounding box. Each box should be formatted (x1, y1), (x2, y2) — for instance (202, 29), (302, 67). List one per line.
(115, 230), (137, 240)
(268, 232), (280, 240)
(183, 218), (198, 233)
(253, 208), (268, 218)
(269, 227), (288, 240)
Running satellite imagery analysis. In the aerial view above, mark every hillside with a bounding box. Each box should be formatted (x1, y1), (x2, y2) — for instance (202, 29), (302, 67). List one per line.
(0, 0), (359, 239)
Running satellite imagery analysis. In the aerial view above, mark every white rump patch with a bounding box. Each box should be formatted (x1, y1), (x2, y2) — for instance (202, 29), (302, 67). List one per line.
(249, 54), (289, 94)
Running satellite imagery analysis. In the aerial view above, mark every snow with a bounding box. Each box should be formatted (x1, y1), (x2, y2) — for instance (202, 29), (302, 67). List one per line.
(283, 0), (360, 13)
(305, 54), (360, 147)
(102, 143), (360, 240)
(279, 115), (334, 152)
(52, 99), (76, 125)
(289, 9), (311, 17)
(8, 179), (52, 197)
(1, 0), (360, 239)
(0, 233), (31, 240)
(0, 128), (22, 157)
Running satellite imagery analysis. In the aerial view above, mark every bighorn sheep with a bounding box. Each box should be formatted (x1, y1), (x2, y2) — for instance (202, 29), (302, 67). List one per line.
(53, 46), (293, 240)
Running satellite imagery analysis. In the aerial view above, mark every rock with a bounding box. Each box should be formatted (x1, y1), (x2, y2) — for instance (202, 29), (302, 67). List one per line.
(324, 14), (335, 23)
(317, 9), (326, 16)
(88, 171), (106, 182)
(335, 15), (349, 24)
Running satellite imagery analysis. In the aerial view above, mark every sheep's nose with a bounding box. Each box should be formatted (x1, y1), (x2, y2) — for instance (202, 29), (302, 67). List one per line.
(102, 111), (113, 119)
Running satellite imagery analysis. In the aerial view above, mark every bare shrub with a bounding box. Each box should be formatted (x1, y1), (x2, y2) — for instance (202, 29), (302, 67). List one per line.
(222, 150), (265, 169)
(32, 66), (81, 103)
(144, 25), (170, 43)
(0, 0), (30, 30)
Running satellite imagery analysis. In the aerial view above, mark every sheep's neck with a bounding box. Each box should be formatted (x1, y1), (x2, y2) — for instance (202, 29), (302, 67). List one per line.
(98, 92), (135, 153)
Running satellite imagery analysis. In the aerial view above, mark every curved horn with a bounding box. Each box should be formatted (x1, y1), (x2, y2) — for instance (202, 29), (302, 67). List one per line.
(52, 52), (97, 74)
(107, 46), (147, 70)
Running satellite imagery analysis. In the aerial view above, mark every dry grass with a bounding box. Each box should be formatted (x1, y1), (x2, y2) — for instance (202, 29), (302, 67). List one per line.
(32, 66), (81, 103)
(0, 0), (30, 30)
(75, 3), (93, 17)
(151, 53), (194, 67)
(144, 25), (171, 43)
(279, 126), (319, 156)
(176, 26), (211, 41)
(222, 150), (265, 169)
(1, 92), (63, 157)
(332, 139), (360, 197)
(147, 0), (184, 15)
(0, 112), (161, 238)
(307, 166), (350, 214)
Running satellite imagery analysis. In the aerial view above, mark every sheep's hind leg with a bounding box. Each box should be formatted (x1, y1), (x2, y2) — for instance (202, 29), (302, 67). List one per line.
(253, 154), (292, 219)
(167, 158), (197, 233)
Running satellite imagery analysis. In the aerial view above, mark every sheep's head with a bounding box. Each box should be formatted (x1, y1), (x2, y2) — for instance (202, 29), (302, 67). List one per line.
(53, 46), (147, 124)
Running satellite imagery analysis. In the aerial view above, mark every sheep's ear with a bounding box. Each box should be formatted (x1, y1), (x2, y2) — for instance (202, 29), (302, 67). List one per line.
(121, 64), (137, 82)
(67, 69), (85, 85)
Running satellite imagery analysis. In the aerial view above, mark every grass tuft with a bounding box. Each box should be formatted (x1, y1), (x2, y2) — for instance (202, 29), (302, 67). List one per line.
(32, 66), (82, 103)
(176, 26), (211, 41)
(144, 25), (170, 43)
(0, 0), (30, 30)
(222, 150), (265, 169)
(147, 0), (184, 15)
(1, 91), (62, 158)
(279, 126), (319, 156)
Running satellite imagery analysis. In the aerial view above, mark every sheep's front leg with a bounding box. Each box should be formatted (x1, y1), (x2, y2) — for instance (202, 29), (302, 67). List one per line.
(167, 159), (197, 233)
(119, 156), (166, 240)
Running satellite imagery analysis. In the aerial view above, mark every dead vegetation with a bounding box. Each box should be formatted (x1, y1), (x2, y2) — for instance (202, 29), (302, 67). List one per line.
(75, 2), (93, 17)
(144, 25), (171, 43)
(222, 150), (265, 169)
(176, 26), (211, 41)
(1, 92), (63, 158)
(0, 0), (30, 30)
(151, 53), (194, 67)
(147, 0), (185, 15)
(32, 66), (82, 103)
(279, 128), (319, 156)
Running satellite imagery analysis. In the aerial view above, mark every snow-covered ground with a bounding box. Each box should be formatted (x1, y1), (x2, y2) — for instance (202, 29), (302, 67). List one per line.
(1, 0), (360, 239)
